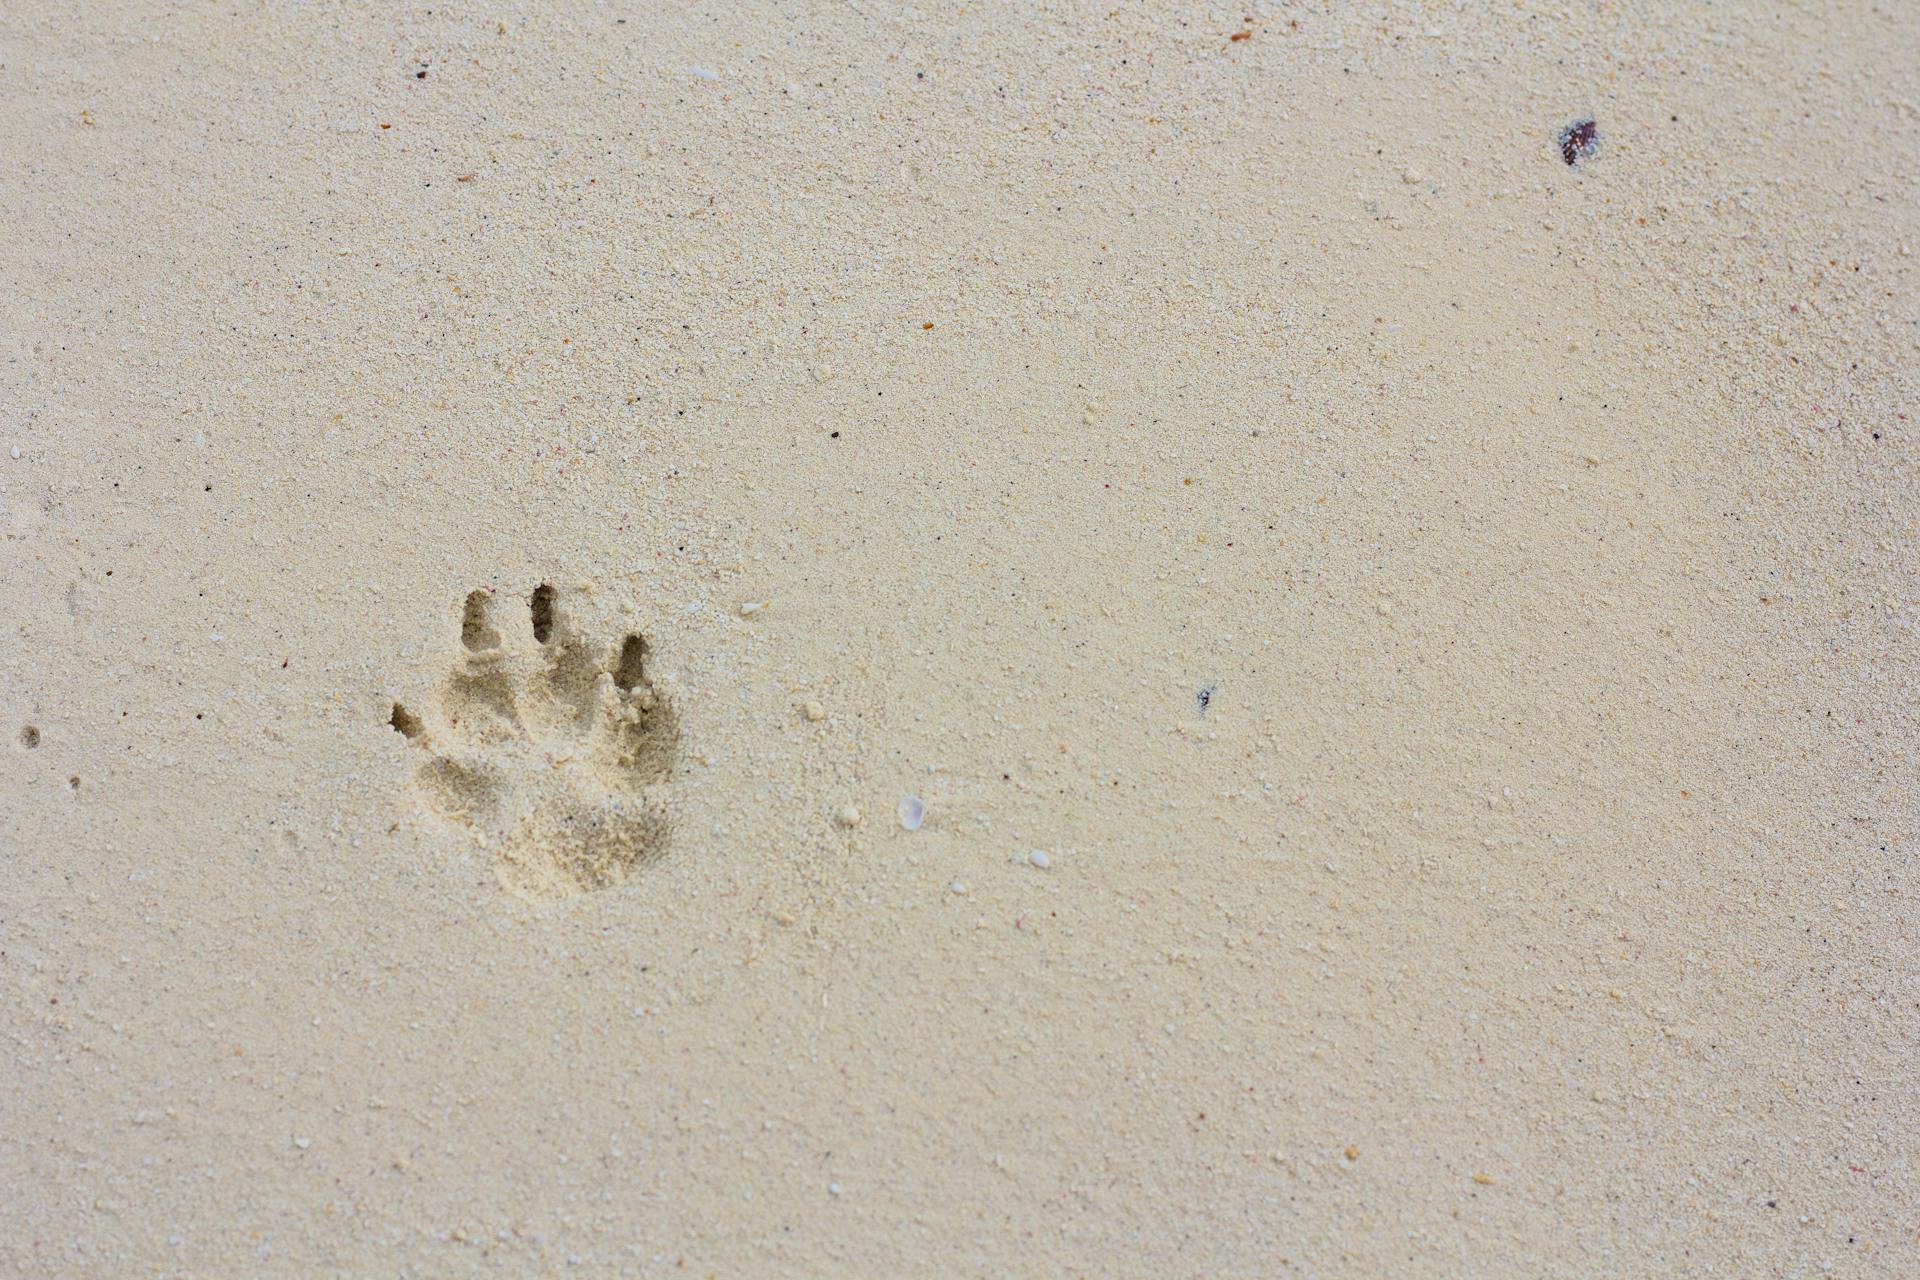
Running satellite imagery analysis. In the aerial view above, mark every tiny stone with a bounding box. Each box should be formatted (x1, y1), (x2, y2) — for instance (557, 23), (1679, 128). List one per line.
(739, 601), (765, 616)
(828, 1181), (843, 1196)
(1402, 169), (1423, 184)
(8, 446), (19, 459)
(1029, 849), (1051, 869)
(898, 794), (926, 831)
(950, 881), (969, 895)
(836, 804), (862, 828)
(803, 701), (826, 722)
(294, 1137), (311, 1150)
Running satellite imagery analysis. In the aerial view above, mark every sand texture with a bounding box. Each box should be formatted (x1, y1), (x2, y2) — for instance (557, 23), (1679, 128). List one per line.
(3, 2), (1916, 1275)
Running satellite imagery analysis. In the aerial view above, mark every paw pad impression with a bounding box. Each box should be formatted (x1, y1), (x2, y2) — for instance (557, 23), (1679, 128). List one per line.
(390, 585), (680, 897)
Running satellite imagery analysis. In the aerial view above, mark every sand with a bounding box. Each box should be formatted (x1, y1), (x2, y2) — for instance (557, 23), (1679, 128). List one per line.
(3, 2), (1916, 1275)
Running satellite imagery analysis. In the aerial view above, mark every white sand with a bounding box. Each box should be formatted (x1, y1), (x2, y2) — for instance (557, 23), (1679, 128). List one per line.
(4, 2), (1916, 1274)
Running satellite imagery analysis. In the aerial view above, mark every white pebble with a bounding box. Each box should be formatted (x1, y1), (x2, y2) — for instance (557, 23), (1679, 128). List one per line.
(949, 881), (969, 895)
(1028, 849), (1051, 869)
(739, 601), (765, 616)
(803, 701), (826, 722)
(828, 1181), (843, 1196)
(8, 446), (18, 460)
(897, 795), (925, 831)
(293, 1137), (311, 1150)
(836, 804), (862, 828)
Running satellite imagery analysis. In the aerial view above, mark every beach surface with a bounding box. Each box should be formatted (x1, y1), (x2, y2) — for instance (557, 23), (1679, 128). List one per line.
(3, 2), (1916, 1274)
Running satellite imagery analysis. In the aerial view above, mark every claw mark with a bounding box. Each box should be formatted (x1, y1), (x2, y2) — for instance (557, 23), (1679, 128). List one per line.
(389, 702), (424, 740)
(613, 635), (648, 693)
(460, 589), (500, 651)
(530, 583), (557, 644)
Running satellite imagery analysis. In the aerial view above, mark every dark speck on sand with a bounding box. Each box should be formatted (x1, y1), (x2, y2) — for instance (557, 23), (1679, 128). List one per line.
(1560, 117), (1599, 165)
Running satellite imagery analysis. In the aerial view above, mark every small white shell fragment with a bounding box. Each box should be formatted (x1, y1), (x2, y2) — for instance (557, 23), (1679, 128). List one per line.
(949, 881), (969, 895)
(897, 795), (926, 831)
(836, 804), (862, 828)
(739, 601), (765, 616)
(803, 701), (826, 722)
(1028, 849), (1051, 869)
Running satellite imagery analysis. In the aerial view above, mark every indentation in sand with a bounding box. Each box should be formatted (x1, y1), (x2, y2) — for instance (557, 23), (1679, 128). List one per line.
(391, 586), (679, 897)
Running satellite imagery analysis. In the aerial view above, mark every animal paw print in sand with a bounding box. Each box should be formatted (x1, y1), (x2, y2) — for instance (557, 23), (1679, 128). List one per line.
(389, 585), (679, 898)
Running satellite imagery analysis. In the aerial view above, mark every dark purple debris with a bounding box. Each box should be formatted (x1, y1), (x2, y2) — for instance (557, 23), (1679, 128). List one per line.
(1560, 118), (1599, 166)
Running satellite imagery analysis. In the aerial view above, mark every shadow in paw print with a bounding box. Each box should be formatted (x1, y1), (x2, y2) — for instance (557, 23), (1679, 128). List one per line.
(389, 584), (680, 897)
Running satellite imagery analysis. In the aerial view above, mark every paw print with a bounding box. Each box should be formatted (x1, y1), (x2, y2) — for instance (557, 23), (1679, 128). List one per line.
(389, 585), (680, 897)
